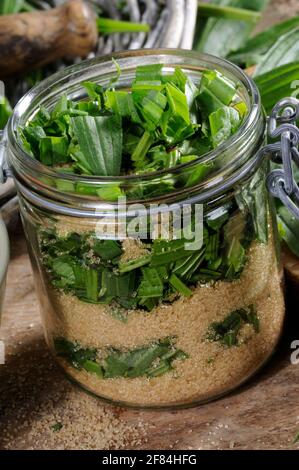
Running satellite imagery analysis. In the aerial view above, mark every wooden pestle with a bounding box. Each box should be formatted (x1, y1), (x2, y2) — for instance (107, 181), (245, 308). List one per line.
(0, 0), (98, 79)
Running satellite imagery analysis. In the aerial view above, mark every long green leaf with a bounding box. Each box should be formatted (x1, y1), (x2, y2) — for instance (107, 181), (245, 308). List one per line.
(254, 62), (299, 114)
(70, 115), (122, 176)
(0, 0), (23, 14)
(97, 17), (150, 34)
(254, 26), (299, 76)
(194, 0), (269, 58)
(228, 16), (299, 66)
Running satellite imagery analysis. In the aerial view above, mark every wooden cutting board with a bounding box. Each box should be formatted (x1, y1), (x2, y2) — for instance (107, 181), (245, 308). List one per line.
(1, 229), (299, 450)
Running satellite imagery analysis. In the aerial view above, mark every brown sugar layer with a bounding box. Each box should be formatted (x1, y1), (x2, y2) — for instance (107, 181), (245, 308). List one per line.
(0, 336), (147, 450)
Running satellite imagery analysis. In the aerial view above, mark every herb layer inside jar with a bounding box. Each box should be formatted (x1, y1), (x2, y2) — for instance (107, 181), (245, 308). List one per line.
(39, 205), (254, 311)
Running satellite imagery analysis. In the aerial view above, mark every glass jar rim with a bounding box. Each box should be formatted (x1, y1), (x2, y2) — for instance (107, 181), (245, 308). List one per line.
(7, 48), (262, 186)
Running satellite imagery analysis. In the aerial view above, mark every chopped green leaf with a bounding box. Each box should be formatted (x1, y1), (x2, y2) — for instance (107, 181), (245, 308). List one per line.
(208, 305), (259, 347)
(82, 359), (103, 377)
(93, 240), (123, 261)
(135, 64), (163, 82)
(228, 16), (299, 66)
(169, 274), (193, 297)
(39, 136), (70, 166)
(55, 336), (187, 379)
(70, 115), (122, 176)
(194, 0), (269, 58)
(96, 184), (124, 201)
(0, 96), (12, 129)
(254, 26), (299, 76)
(97, 17), (150, 35)
(105, 90), (140, 122)
(51, 422), (63, 432)
(131, 131), (154, 165)
(119, 254), (151, 273)
(165, 83), (190, 124)
(293, 431), (299, 444)
(138, 267), (164, 299)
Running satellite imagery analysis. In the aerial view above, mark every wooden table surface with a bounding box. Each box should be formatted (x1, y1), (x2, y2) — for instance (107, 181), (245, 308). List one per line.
(1, 227), (299, 450)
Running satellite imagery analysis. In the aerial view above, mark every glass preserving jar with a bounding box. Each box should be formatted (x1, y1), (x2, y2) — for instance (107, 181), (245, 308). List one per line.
(5, 50), (285, 407)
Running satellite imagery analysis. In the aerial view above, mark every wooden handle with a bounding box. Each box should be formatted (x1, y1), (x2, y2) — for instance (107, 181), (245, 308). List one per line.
(0, 0), (98, 79)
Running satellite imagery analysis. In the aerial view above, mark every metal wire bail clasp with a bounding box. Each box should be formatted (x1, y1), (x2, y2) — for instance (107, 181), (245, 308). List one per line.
(265, 98), (299, 220)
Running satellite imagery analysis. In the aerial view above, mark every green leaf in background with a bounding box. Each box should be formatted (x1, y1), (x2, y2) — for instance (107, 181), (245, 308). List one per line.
(254, 26), (299, 76)
(70, 115), (123, 176)
(131, 130), (154, 166)
(228, 16), (299, 67)
(194, 0), (269, 58)
(119, 254), (151, 274)
(105, 90), (141, 123)
(0, 0), (24, 14)
(137, 267), (164, 299)
(255, 62), (299, 114)
(135, 64), (163, 82)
